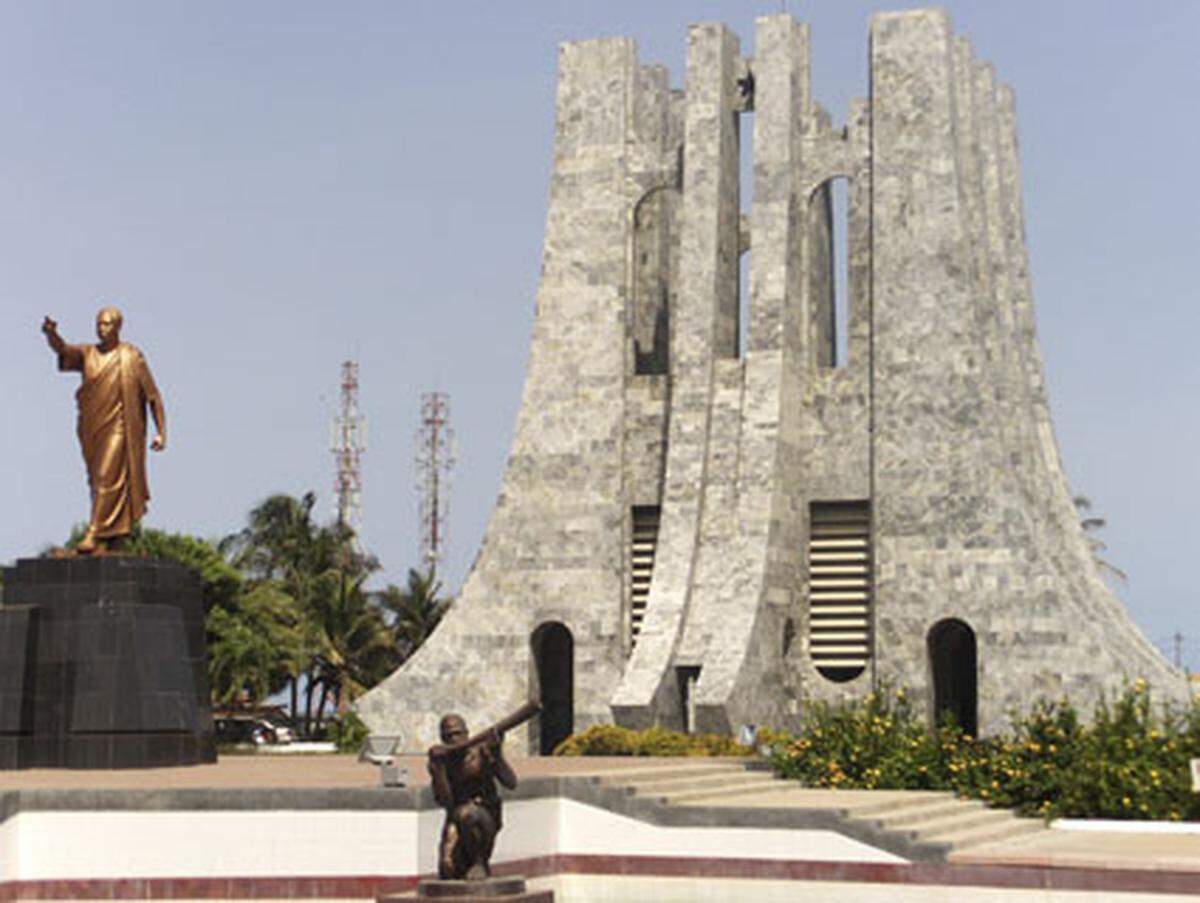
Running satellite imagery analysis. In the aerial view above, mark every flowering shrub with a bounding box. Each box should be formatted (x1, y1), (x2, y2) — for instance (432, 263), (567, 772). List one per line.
(764, 687), (944, 790)
(769, 681), (1200, 821)
(554, 724), (752, 757)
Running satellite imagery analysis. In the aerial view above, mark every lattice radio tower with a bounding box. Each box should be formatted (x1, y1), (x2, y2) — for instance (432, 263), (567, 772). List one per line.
(415, 391), (455, 569)
(331, 361), (366, 536)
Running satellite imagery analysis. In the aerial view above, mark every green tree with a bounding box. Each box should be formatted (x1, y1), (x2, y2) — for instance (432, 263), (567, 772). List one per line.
(221, 493), (336, 730)
(207, 582), (304, 707)
(220, 491), (397, 736)
(221, 492), (328, 583)
(379, 567), (450, 661)
(307, 570), (401, 730)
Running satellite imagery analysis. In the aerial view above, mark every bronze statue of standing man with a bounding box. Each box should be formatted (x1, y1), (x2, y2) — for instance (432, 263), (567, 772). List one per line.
(42, 308), (166, 554)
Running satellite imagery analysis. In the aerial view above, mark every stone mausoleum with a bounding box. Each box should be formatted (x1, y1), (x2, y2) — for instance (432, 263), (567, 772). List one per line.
(359, 10), (1186, 752)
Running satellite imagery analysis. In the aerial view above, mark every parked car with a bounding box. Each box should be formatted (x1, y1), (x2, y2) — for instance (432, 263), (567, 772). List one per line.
(214, 716), (277, 747)
(260, 713), (297, 744)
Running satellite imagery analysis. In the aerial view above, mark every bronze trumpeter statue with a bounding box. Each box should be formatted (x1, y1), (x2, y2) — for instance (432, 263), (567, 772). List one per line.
(426, 701), (540, 882)
(42, 308), (166, 554)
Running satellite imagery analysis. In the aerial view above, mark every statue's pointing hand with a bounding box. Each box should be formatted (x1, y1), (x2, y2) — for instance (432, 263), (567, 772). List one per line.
(41, 316), (58, 336)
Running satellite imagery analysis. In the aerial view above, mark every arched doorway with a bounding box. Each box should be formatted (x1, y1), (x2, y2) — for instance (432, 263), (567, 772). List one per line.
(927, 618), (978, 736)
(531, 622), (574, 755)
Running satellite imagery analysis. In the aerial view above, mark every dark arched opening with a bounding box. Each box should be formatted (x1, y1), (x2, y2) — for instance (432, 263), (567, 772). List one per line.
(631, 185), (677, 375)
(927, 618), (978, 737)
(531, 621), (574, 755)
(807, 176), (853, 368)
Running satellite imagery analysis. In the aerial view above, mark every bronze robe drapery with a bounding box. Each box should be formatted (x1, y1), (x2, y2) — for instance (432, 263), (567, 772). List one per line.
(58, 342), (161, 539)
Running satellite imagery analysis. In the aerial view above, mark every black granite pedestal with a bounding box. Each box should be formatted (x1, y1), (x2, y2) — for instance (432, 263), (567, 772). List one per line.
(0, 556), (216, 768)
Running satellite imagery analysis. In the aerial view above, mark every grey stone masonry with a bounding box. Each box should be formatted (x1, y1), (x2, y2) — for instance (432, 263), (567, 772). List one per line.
(358, 10), (1187, 750)
(612, 22), (743, 729)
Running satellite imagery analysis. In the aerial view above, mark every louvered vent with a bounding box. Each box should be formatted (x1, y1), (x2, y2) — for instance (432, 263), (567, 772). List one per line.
(808, 501), (871, 682)
(630, 506), (661, 647)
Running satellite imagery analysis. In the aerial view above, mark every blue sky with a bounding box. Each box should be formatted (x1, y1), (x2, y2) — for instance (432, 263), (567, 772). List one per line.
(2, 2), (1198, 670)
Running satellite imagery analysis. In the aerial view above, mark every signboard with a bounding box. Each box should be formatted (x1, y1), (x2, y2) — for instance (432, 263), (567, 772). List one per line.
(1191, 758), (1200, 793)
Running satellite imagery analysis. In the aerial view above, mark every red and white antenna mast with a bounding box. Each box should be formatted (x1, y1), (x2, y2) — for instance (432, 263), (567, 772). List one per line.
(331, 361), (366, 536)
(415, 391), (455, 569)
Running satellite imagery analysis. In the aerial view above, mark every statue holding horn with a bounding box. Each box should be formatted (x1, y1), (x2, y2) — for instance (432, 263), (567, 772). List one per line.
(427, 700), (540, 881)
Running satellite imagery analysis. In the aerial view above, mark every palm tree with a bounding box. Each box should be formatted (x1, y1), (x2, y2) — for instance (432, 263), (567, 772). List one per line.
(207, 585), (302, 707)
(220, 492), (393, 735)
(221, 492), (325, 582)
(307, 570), (401, 730)
(379, 567), (451, 662)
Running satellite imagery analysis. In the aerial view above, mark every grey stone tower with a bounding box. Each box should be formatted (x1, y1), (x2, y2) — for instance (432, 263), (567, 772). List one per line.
(358, 10), (1186, 751)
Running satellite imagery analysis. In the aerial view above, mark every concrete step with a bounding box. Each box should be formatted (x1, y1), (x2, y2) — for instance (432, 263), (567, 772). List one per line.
(627, 770), (778, 796)
(924, 813), (1046, 851)
(893, 806), (1015, 840)
(842, 791), (955, 817)
(654, 776), (791, 804)
(592, 763), (749, 785)
(670, 784), (843, 808)
(870, 798), (987, 829)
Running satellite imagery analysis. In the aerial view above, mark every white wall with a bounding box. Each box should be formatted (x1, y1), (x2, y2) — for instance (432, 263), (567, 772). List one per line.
(0, 798), (903, 882)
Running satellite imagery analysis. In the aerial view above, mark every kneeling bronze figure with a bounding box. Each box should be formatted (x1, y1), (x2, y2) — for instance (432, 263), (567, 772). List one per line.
(426, 701), (540, 881)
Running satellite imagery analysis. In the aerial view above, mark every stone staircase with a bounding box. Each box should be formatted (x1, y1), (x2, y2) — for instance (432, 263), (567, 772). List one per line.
(593, 761), (782, 804)
(586, 760), (1047, 856)
(843, 789), (1047, 852)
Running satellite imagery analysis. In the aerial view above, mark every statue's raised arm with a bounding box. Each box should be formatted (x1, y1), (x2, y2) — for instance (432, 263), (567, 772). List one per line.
(41, 316), (65, 354)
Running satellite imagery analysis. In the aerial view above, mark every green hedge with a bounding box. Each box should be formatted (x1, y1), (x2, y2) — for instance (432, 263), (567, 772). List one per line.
(768, 681), (1200, 821)
(329, 710), (371, 753)
(553, 724), (752, 757)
